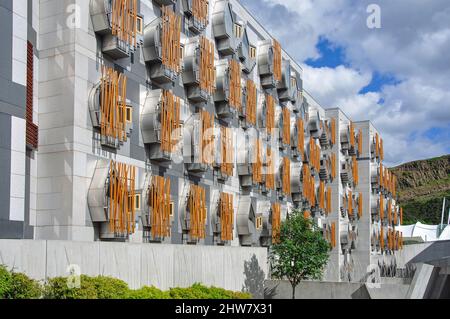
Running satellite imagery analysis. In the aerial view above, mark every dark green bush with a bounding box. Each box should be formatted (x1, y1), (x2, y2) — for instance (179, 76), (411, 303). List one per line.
(125, 286), (170, 299)
(7, 272), (42, 299)
(91, 276), (129, 299)
(2, 267), (251, 300)
(168, 283), (251, 299)
(43, 275), (98, 299)
(0, 265), (12, 298)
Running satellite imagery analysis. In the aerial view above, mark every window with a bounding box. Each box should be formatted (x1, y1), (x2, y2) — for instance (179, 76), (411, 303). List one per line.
(255, 216), (263, 230)
(180, 45), (184, 60)
(126, 106), (132, 123)
(128, 193), (141, 211)
(169, 201), (175, 217)
(249, 45), (257, 59)
(233, 23), (243, 38)
(136, 16), (143, 35)
(290, 77), (297, 89)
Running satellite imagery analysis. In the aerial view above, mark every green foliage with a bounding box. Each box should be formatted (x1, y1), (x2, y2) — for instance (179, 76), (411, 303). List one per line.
(91, 276), (129, 299)
(401, 190), (450, 225)
(43, 275), (98, 299)
(0, 265), (12, 298)
(7, 272), (42, 299)
(168, 283), (251, 299)
(0, 266), (251, 300)
(126, 286), (170, 299)
(269, 211), (330, 298)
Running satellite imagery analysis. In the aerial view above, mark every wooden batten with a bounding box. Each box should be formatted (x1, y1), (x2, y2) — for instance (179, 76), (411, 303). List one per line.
(161, 90), (180, 153)
(161, 6), (182, 73)
(220, 192), (234, 241)
(220, 126), (234, 176)
(192, 0), (209, 26)
(108, 160), (136, 236)
(100, 65), (128, 143)
(200, 110), (215, 165)
(149, 175), (171, 238)
(297, 118), (305, 156)
(265, 94), (275, 134)
(272, 39), (282, 82)
(282, 157), (291, 195)
(352, 156), (359, 186)
(326, 186), (332, 215)
(246, 80), (257, 125)
(282, 107), (290, 146)
(319, 181), (325, 210)
(265, 147), (276, 190)
(188, 184), (207, 240)
(358, 129), (363, 155)
(253, 138), (263, 184)
(358, 193), (363, 219)
(331, 118), (336, 145)
(199, 36), (216, 94)
(111, 0), (138, 49)
(349, 121), (355, 148)
(331, 153), (337, 180)
(229, 59), (242, 110)
(380, 195), (384, 220)
(302, 164), (315, 207)
(272, 203), (281, 243)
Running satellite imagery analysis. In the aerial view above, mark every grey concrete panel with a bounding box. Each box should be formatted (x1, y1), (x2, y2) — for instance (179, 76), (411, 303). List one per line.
(0, 239), (46, 280)
(0, 5), (12, 81)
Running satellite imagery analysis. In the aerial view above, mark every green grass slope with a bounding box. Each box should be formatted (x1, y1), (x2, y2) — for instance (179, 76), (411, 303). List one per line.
(390, 155), (450, 225)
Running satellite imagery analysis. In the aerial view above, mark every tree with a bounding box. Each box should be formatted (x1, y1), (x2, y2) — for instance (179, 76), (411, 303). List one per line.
(269, 211), (330, 299)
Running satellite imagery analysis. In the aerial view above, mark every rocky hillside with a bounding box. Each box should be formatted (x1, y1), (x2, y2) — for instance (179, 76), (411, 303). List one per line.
(390, 155), (450, 225)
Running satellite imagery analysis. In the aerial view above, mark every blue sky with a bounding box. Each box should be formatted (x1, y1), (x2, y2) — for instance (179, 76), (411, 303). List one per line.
(241, 0), (450, 166)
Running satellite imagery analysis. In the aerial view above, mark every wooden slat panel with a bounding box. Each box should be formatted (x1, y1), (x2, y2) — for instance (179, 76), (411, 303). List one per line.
(349, 121), (355, 148)
(253, 138), (263, 184)
(161, 6), (182, 73)
(326, 186), (332, 215)
(246, 80), (257, 125)
(297, 118), (304, 157)
(319, 181), (325, 210)
(352, 156), (359, 186)
(200, 110), (214, 165)
(348, 191), (353, 217)
(149, 175), (171, 239)
(26, 41), (38, 150)
(272, 39), (282, 82)
(160, 90), (180, 153)
(192, 0), (209, 26)
(282, 157), (291, 195)
(108, 160), (136, 236)
(189, 184), (207, 240)
(331, 222), (336, 248)
(358, 128), (363, 155)
(282, 107), (290, 146)
(111, 0), (138, 50)
(220, 192), (234, 241)
(358, 192), (363, 219)
(265, 147), (276, 190)
(309, 137), (321, 171)
(199, 36), (216, 94)
(265, 94), (275, 134)
(229, 59), (242, 110)
(100, 66), (128, 143)
(331, 153), (337, 179)
(302, 164), (315, 207)
(331, 118), (336, 145)
(220, 126), (234, 176)
(272, 203), (281, 243)
(380, 195), (384, 220)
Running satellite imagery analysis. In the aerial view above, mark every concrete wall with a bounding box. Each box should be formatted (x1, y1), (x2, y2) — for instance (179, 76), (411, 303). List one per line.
(0, 240), (268, 295)
(265, 280), (371, 299)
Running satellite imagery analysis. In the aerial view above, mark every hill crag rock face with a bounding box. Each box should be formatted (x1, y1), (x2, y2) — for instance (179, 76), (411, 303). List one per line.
(390, 155), (450, 225)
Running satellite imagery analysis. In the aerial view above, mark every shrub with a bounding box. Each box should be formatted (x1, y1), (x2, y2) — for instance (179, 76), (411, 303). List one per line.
(0, 265), (12, 298)
(7, 272), (43, 299)
(91, 276), (129, 299)
(126, 286), (170, 299)
(43, 275), (98, 299)
(168, 283), (252, 299)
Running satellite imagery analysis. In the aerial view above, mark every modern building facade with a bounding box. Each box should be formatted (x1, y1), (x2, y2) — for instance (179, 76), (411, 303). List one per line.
(0, 0), (403, 282)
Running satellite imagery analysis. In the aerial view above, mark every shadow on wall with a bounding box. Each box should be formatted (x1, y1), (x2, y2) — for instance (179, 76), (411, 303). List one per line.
(242, 254), (265, 299)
